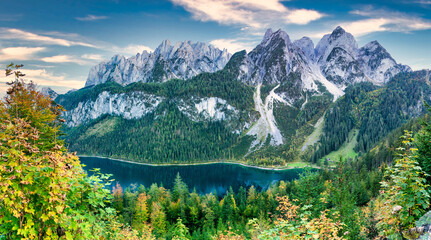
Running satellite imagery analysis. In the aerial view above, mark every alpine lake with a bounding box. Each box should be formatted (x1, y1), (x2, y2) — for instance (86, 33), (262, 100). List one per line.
(80, 156), (309, 196)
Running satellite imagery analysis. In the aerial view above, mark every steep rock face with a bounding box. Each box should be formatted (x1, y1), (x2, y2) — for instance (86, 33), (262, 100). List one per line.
(236, 26), (411, 98)
(359, 41), (412, 84)
(85, 40), (231, 86)
(316, 27), (368, 88)
(62, 91), (249, 134)
(177, 97), (250, 133)
(238, 29), (292, 85)
(316, 26), (411, 88)
(316, 26), (359, 63)
(63, 91), (164, 127)
(237, 28), (346, 103)
(293, 37), (315, 62)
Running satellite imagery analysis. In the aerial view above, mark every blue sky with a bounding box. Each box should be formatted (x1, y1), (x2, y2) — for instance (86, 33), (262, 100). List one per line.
(0, 0), (431, 94)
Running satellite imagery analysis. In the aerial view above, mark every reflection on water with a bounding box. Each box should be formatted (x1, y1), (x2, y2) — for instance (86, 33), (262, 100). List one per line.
(80, 157), (306, 196)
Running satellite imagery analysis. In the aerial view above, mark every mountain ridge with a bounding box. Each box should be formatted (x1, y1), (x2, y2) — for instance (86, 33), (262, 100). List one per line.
(57, 26), (422, 164)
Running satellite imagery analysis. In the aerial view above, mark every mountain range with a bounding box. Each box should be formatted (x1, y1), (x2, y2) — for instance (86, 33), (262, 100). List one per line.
(55, 26), (430, 164)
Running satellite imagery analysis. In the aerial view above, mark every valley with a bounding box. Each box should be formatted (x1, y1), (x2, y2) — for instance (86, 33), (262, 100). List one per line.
(3, 0), (431, 239)
(56, 26), (425, 168)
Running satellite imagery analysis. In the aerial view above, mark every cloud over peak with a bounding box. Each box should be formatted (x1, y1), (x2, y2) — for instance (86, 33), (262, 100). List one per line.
(170, 0), (324, 29)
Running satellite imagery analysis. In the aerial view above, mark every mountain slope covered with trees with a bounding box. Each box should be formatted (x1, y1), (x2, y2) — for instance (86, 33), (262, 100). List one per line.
(3, 65), (431, 239)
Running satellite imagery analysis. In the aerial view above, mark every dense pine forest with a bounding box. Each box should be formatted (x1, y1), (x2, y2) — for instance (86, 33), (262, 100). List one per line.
(2, 65), (431, 239)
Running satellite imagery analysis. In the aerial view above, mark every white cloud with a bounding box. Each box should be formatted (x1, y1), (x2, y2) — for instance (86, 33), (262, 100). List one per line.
(41, 55), (89, 65)
(344, 9), (431, 36)
(340, 18), (390, 36)
(0, 27), (153, 61)
(284, 9), (325, 25)
(0, 47), (45, 61)
(76, 15), (109, 21)
(41, 54), (106, 65)
(170, 0), (324, 30)
(113, 44), (153, 56)
(0, 28), (97, 48)
(81, 54), (104, 61)
(309, 9), (431, 39)
(0, 68), (85, 90)
(210, 38), (256, 53)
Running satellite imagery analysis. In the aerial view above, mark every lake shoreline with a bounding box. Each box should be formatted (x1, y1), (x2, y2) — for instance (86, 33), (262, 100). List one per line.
(78, 155), (317, 171)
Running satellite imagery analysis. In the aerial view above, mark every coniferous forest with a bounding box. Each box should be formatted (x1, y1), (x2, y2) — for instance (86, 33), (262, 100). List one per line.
(2, 64), (431, 239)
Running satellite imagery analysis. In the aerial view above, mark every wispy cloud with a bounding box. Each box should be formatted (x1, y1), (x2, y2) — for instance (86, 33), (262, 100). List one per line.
(113, 44), (153, 56)
(210, 38), (256, 53)
(41, 53), (105, 65)
(0, 68), (85, 90)
(170, 0), (324, 30)
(413, 0), (431, 5)
(345, 9), (431, 36)
(0, 47), (45, 61)
(81, 54), (104, 61)
(41, 55), (89, 65)
(0, 14), (23, 22)
(76, 14), (109, 21)
(0, 28), (97, 48)
(310, 8), (431, 39)
(0, 27), (155, 61)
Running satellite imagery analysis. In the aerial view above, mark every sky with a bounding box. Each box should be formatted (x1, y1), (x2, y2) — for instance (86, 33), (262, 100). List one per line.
(0, 0), (431, 95)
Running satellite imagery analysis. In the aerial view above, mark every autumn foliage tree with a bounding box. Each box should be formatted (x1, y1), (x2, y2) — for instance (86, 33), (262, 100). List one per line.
(0, 64), (84, 239)
(254, 196), (345, 240)
(0, 64), (146, 239)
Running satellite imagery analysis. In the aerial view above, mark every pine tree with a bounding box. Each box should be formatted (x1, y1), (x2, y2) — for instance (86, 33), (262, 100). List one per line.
(376, 131), (430, 239)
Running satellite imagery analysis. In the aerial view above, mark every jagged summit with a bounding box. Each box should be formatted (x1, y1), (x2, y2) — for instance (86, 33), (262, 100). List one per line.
(85, 39), (231, 87)
(261, 28), (291, 46)
(331, 26), (346, 38)
(85, 26), (411, 91)
(263, 28), (273, 41)
(315, 26), (358, 63)
(293, 37), (315, 61)
(359, 40), (412, 84)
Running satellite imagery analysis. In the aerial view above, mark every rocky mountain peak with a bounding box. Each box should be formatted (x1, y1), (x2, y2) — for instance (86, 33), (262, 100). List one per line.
(263, 28), (273, 41)
(293, 37), (315, 61)
(315, 26), (358, 63)
(331, 26), (346, 38)
(85, 39), (231, 87)
(359, 40), (411, 84)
